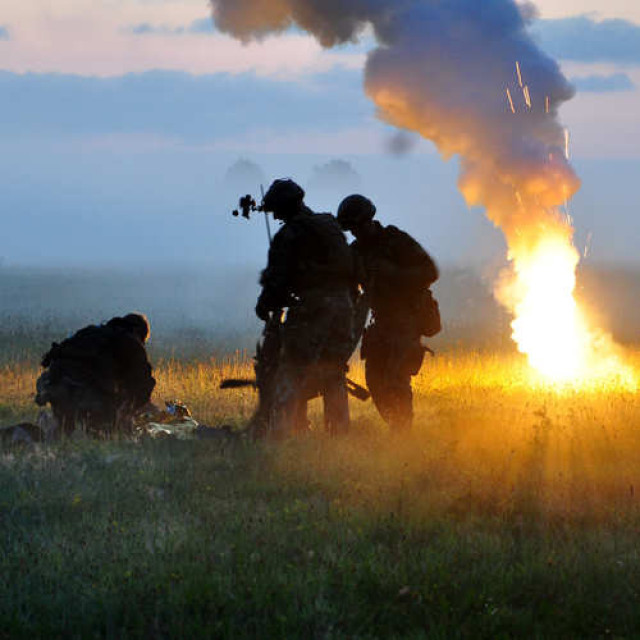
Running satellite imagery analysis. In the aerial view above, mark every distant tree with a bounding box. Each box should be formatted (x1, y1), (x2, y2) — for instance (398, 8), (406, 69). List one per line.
(224, 159), (267, 193)
(308, 159), (362, 193)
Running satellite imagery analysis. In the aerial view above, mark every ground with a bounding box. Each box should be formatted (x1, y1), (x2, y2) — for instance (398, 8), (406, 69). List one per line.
(1, 348), (640, 638)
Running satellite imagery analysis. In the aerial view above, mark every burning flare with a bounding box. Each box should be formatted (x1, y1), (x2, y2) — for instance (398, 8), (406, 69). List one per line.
(511, 235), (587, 381)
(499, 221), (634, 387)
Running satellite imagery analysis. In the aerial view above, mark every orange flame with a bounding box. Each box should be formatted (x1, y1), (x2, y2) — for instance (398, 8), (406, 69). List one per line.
(499, 223), (636, 389)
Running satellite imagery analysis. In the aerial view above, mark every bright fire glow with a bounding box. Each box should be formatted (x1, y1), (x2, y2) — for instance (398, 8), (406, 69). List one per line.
(510, 234), (588, 381)
(503, 227), (636, 389)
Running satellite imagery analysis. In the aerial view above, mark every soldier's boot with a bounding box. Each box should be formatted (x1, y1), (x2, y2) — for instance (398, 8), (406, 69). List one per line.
(366, 358), (414, 433)
(384, 382), (414, 433)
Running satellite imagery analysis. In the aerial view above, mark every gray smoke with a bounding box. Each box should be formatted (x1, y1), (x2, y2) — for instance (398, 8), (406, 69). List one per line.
(210, 0), (580, 256)
(386, 130), (419, 156)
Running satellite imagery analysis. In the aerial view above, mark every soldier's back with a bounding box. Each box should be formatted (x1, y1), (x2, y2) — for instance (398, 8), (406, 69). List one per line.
(42, 324), (119, 391)
(288, 211), (353, 292)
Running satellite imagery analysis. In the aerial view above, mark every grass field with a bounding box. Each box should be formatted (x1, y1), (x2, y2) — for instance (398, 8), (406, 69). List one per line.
(1, 346), (640, 638)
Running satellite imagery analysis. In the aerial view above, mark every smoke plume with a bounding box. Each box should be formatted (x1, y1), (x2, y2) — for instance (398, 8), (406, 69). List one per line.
(209, 0), (636, 384)
(210, 0), (579, 251)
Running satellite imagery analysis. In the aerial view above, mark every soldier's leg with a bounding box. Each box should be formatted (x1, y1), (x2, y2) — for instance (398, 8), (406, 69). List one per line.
(50, 388), (79, 436)
(365, 343), (414, 432)
(268, 361), (302, 439)
(385, 371), (414, 432)
(76, 388), (118, 433)
(365, 340), (392, 426)
(52, 403), (76, 436)
(323, 368), (349, 436)
(387, 340), (426, 432)
(293, 398), (310, 434)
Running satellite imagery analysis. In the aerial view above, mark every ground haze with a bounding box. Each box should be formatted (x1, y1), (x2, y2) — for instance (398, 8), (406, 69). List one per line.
(1, 265), (639, 637)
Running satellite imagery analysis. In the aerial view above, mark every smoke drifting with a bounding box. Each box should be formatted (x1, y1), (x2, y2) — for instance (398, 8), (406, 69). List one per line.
(210, 0), (636, 383)
(386, 130), (419, 157)
(210, 0), (579, 250)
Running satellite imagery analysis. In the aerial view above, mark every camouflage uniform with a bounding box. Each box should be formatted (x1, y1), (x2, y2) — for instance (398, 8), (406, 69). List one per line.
(352, 222), (438, 432)
(35, 315), (155, 434)
(254, 206), (355, 437)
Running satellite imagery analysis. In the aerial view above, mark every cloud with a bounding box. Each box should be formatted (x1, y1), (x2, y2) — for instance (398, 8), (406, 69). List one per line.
(129, 18), (215, 36)
(534, 16), (640, 64)
(571, 73), (635, 93)
(188, 18), (215, 34)
(0, 69), (372, 143)
(0, 26), (9, 41)
(130, 23), (170, 35)
(5, 0), (361, 78)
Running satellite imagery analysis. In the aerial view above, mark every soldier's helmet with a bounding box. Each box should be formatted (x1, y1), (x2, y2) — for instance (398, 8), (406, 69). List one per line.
(262, 179), (305, 218)
(107, 313), (150, 343)
(337, 194), (376, 230)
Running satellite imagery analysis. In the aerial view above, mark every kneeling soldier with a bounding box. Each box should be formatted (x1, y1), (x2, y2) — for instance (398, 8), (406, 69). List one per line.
(35, 313), (156, 434)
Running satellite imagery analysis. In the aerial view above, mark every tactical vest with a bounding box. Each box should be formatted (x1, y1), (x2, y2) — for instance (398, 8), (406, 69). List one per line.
(288, 212), (353, 294)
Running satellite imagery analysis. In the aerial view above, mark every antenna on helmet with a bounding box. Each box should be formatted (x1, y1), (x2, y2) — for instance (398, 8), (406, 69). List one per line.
(260, 184), (272, 245)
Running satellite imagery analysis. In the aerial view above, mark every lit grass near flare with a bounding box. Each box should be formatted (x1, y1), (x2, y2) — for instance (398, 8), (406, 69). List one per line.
(2, 348), (640, 637)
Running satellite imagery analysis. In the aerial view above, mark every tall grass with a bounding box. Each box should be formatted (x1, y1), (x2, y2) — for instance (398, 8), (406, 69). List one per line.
(1, 348), (639, 637)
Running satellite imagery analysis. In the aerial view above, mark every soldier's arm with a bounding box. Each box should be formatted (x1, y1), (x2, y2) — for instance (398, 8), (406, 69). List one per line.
(349, 240), (368, 291)
(258, 226), (296, 311)
(112, 336), (156, 407)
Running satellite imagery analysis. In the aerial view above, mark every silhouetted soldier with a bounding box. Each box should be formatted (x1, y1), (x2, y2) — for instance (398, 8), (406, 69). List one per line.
(35, 313), (155, 434)
(252, 179), (354, 438)
(337, 195), (440, 432)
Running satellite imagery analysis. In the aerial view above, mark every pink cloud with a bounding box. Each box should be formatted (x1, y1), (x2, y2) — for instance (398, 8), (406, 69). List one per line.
(1, 2), (363, 77)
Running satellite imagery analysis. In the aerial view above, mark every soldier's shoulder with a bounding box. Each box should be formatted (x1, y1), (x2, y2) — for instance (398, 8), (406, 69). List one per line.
(312, 212), (344, 230)
(46, 324), (112, 363)
(272, 221), (298, 243)
(384, 224), (413, 240)
(289, 210), (342, 236)
(314, 211), (337, 221)
(384, 225), (425, 249)
(63, 324), (106, 344)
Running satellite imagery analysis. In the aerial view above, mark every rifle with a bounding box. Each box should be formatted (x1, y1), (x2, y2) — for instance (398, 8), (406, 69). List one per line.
(220, 375), (370, 402)
(221, 303), (370, 403)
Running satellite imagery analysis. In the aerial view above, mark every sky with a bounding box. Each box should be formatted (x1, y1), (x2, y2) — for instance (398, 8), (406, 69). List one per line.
(0, 0), (639, 268)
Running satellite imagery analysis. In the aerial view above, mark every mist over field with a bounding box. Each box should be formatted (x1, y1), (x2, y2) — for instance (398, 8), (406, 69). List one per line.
(2, 144), (638, 366)
(0, 262), (637, 366)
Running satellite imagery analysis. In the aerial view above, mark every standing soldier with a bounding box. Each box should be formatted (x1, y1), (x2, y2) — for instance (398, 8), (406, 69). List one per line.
(337, 195), (440, 433)
(252, 179), (355, 438)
